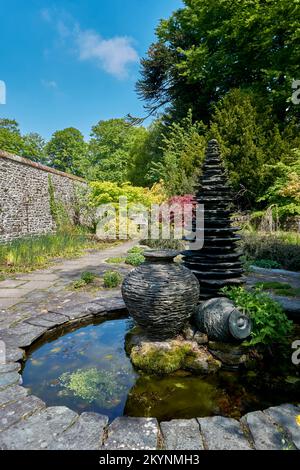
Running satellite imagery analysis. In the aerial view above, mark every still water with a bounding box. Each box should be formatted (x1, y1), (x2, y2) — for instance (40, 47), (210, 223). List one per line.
(22, 317), (300, 422)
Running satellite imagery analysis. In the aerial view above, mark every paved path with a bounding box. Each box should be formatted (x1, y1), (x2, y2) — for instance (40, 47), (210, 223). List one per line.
(0, 240), (135, 329)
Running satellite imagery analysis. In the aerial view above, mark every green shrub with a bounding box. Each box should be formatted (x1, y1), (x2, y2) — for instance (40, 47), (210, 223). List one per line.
(222, 286), (293, 348)
(241, 233), (300, 272)
(71, 279), (87, 289)
(103, 271), (122, 288)
(127, 246), (145, 255)
(252, 259), (282, 269)
(81, 271), (96, 284)
(106, 257), (125, 264)
(70, 271), (96, 289)
(125, 253), (145, 266)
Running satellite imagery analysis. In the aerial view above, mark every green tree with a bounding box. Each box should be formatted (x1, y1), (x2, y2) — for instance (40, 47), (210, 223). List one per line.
(127, 119), (165, 187)
(46, 127), (87, 176)
(88, 118), (147, 183)
(22, 133), (47, 163)
(0, 118), (24, 154)
(150, 110), (207, 196)
(210, 89), (300, 207)
(137, 0), (300, 124)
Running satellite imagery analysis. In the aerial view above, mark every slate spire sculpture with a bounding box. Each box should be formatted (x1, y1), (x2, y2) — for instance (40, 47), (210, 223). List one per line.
(183, 139), (244, 299)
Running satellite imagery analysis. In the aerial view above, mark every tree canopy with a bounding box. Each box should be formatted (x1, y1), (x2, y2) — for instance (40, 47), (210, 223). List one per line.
(137, 0), (300, 124)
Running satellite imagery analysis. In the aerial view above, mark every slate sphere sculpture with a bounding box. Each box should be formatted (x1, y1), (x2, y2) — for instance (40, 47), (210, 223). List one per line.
(194, 297), (252, 342)
(121, 250), (200, 340)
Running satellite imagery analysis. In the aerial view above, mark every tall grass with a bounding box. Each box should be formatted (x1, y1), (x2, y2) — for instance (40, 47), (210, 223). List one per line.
(0, 230), (117, 275)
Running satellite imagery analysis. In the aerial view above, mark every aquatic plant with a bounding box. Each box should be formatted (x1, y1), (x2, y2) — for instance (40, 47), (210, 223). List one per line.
(59, 367), (127, 407)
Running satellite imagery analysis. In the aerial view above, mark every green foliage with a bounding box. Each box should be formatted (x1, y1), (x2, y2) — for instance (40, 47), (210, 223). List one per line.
(257, 149), (300, 220)
(71, 279), (87, 289)
(88, 118), (148, 183)
(222, 286), (294, 348)
(0, 231), (87, 274)
(81, 271), (96, 284)
(255, 281), (300, 298)
(241, 232), (300, 272)
(128, 119), (165, 187)
(59, 367), (127, 407)
(125, 253), (145, 266)
(0, 119), (48, 163)
(137, 0), (300, 124)
(0, 231), (117, 276)
(48, 175), (72, 231)
(22, 133), (47, 163)
(210, 89), (300, 207)
(89, 181), (165, 208)
(71, 271), (96, 289)
(106, 257), (125, 264)
(103, 270), (122, 288)
(46, 127), (87, 176)
(150, 110), (207, 196)
(252, 259), (282, 269)
(127, 246), (145, 255)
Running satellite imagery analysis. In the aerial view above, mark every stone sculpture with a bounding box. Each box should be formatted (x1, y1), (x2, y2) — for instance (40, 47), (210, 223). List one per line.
(194, 297), (252, 342)
(183, 139), (244, 299)
(121, 250), (200, 340)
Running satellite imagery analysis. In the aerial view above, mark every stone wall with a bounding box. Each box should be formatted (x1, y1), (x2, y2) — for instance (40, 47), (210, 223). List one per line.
(0, 150), (88, 242)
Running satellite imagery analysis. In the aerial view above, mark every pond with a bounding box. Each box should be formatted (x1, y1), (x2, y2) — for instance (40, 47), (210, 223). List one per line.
(22, 315), (300, 422)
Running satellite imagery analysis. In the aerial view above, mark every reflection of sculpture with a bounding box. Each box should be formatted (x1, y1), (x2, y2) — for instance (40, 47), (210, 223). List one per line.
(183, 139), (244, 299)
(122, 250), (200, 340)
(194, 298), (251, 342)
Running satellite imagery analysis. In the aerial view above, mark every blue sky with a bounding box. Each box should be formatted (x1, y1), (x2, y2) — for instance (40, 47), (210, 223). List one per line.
(0, 0), (183, 140)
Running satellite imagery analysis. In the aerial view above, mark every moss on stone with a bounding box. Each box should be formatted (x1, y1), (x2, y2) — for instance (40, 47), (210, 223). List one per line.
(130, 341), (195, 375)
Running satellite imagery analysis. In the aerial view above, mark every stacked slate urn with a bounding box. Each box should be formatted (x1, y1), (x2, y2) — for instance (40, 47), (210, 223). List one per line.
(183, 139), (244, 299)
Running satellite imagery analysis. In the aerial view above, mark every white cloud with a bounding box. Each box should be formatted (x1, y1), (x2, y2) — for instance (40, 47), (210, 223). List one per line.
(41, 79), (58, 89)
(76, 30), (138, 79)
(41, 9), (139, 79)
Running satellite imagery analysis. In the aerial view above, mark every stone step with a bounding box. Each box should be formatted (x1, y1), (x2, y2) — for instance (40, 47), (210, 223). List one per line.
(160, 419), (204, 450)
(198, 416), (252, 450)
(102, 417), (159, 450)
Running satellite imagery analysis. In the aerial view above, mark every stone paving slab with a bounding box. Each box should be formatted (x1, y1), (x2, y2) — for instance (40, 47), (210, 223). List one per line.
(0, 362), (20, 373)
(241, 410), (288, 450)
(24, 312), (69, 329)
(160, 419), (204, 450)
(0, 385), (29, 407)
(0, 299), (21, 311)
(0, 406), (78, 450)
(49, 302), (107, 320)
(0, 323), (47, 348)
(198, 416), (252, 450)
(0, 371), (21, 390)
(264, 404), (300, 450)
(0, 395), (45, 431)
(0, 280), (28, 288)
(103, 417), (159, 450)
(50, 412), (109, 450)
(15, 274), (59, 282)
(4, 345), (25, 362)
